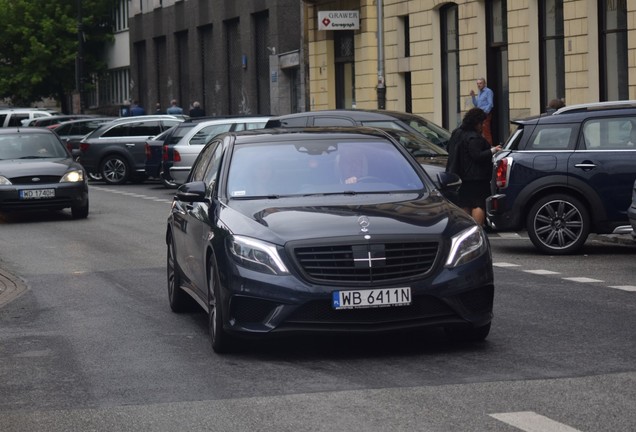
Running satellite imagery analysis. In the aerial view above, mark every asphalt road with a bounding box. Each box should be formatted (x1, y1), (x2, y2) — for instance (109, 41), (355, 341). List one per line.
(0, 182), (634, 431)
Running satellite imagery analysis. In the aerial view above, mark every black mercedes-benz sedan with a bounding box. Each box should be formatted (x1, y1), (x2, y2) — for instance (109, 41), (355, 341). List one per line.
(0, 128), (89, 218)
(166, 127), (494, 353)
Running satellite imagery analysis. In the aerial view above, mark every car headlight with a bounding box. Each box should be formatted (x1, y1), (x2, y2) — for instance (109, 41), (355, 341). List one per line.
(0, 176), (12, 185)
(60, 170), (84, 183)
(228, 235), (289, 275)
(445, 225), (488, 268)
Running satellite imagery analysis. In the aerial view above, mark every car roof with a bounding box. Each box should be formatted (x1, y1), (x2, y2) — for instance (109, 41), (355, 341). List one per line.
(0, 127), (58, 135)
(226, 126), (395, 144)
(513, 104), (636, 126)
(55, 117), (116, 125)
(269, 109), (406, 122)
(108, 114), (184, 124)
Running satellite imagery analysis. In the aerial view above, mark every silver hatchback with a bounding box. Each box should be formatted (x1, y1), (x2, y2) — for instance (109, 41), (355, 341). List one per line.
(168, 116), (269, 185)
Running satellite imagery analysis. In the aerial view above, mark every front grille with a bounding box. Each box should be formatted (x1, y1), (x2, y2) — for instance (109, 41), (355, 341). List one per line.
(293, 241), (439, 285)
(10, 176), (61, 185)
(284, 295), (454, 325)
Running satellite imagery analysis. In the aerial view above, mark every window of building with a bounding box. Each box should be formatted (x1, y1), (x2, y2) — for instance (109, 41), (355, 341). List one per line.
(600, 0), (628, 101)
(114, 0), (129, 32)
(254, 11), (271, 115)
(399, 15), (412, 113)
(334, 31), (355, 109)
(440, 4), (459, 129)
(225, 19), (242, 114)
(487, 0), (509, 145)
(540, 0), (565, 111)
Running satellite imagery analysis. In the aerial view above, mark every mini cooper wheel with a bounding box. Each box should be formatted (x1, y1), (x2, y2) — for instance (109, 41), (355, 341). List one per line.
(207, 257), (235, 353)
(100, 155), (130, 185)
(526, 194), (590, 255)
(167, 233), (190, 312)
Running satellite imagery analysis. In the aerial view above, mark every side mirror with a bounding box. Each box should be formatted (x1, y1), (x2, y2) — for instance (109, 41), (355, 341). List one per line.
(175, 181), (207, 203)
(436, 171), (462, 195)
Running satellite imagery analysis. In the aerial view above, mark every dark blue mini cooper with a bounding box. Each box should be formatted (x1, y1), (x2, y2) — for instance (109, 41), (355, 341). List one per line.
(487, 101), (636, 254)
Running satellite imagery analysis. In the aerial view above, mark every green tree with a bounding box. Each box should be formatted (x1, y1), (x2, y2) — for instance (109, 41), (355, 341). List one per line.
(0, 0), (113, 112)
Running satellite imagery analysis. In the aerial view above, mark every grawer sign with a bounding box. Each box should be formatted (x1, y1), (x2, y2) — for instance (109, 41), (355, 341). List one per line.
(318, 11), (360, 30)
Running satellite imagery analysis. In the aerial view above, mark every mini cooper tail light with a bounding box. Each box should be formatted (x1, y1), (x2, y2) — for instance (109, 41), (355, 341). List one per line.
(495, 157), (512, 189)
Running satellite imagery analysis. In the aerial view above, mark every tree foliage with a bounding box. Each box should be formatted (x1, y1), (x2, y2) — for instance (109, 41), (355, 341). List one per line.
(0, 0), (114, 110)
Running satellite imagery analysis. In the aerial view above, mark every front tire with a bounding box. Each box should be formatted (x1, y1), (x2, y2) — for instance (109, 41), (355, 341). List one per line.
(207, 257), (234, 353)
(100, 155), (130, 185)
(526, 194), (590, 255)
(167, 233), (190, 312)
(71, 200), (89, 219)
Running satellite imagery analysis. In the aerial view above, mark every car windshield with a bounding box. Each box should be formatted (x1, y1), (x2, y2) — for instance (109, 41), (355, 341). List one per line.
(0, 133), (68, 160)
(227, 138), (425, 198)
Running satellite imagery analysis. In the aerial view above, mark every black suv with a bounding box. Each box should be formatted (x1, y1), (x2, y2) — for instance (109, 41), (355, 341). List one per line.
(265, 109), (450, 149)
(486, 101), (636, 254)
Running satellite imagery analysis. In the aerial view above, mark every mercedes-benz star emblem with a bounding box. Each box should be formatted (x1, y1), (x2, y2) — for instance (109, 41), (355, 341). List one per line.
(358, 215), (370, 233)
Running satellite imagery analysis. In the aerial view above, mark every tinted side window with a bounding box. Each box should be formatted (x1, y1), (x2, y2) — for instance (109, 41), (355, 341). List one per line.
(280, 117), (309, 127)
(129, 121), (162, 137)
(190, 141), (219, 182)
(0, 114), (7, 127)
(8, 114), (29, 127)
(313, 116), (356, 126)
(527, 125), (575, 150)
(190, 124), (232, 145)
(581, 116), (636, 149)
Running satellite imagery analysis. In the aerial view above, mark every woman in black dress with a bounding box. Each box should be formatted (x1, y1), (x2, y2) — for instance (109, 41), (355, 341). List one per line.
(446, 108), (501, 226)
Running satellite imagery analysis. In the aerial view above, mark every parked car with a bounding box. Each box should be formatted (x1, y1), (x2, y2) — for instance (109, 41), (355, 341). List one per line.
(166, 127), (494, 353)
(144, 117), (219, 188)
(0, 127), (89, 218)
(628, 179), (636, 240)
(167, 116), (269, 185)
(486, 100), (636, 254)
(265, 109), (451, 149)
(78, 115), (183, 185)
(53, 117), (117, 158)
(380, 128), (449, 182)
(0, 108), (60, 128)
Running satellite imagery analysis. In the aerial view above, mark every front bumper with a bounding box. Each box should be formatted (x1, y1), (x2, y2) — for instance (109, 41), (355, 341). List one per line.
(486, 193), (521, 231)
(0, 182), (88, 212)
(628, 204), (636, 239)
(219, 252), (495, 338)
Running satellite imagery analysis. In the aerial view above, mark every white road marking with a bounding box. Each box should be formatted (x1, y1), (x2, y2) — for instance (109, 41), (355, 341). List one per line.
(524, 269), (560, 275)
(490, 411), (583, 432)
(607, 285), (636, 292)
(493, 262), (521, 267)
(562, 277), (603, 283)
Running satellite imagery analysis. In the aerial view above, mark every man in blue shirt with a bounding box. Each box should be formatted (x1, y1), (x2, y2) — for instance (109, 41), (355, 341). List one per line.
(470, 77), (494, 145)
(166, 99), (183, 115)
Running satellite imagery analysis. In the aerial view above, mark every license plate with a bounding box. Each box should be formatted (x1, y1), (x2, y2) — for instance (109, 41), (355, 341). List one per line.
(19, 189), (55, 200)
(332, 287), (411, 310)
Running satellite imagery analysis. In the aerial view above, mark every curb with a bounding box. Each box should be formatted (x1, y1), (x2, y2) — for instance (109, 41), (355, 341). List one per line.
(0, 267), (28, 308)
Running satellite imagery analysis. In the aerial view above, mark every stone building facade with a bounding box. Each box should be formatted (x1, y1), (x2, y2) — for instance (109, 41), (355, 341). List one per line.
(303, 0), (636, 144)
(128, 0), (301, 117)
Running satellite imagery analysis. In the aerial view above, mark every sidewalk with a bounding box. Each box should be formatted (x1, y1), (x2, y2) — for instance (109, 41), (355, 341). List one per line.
(0, 267), (28, 308)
